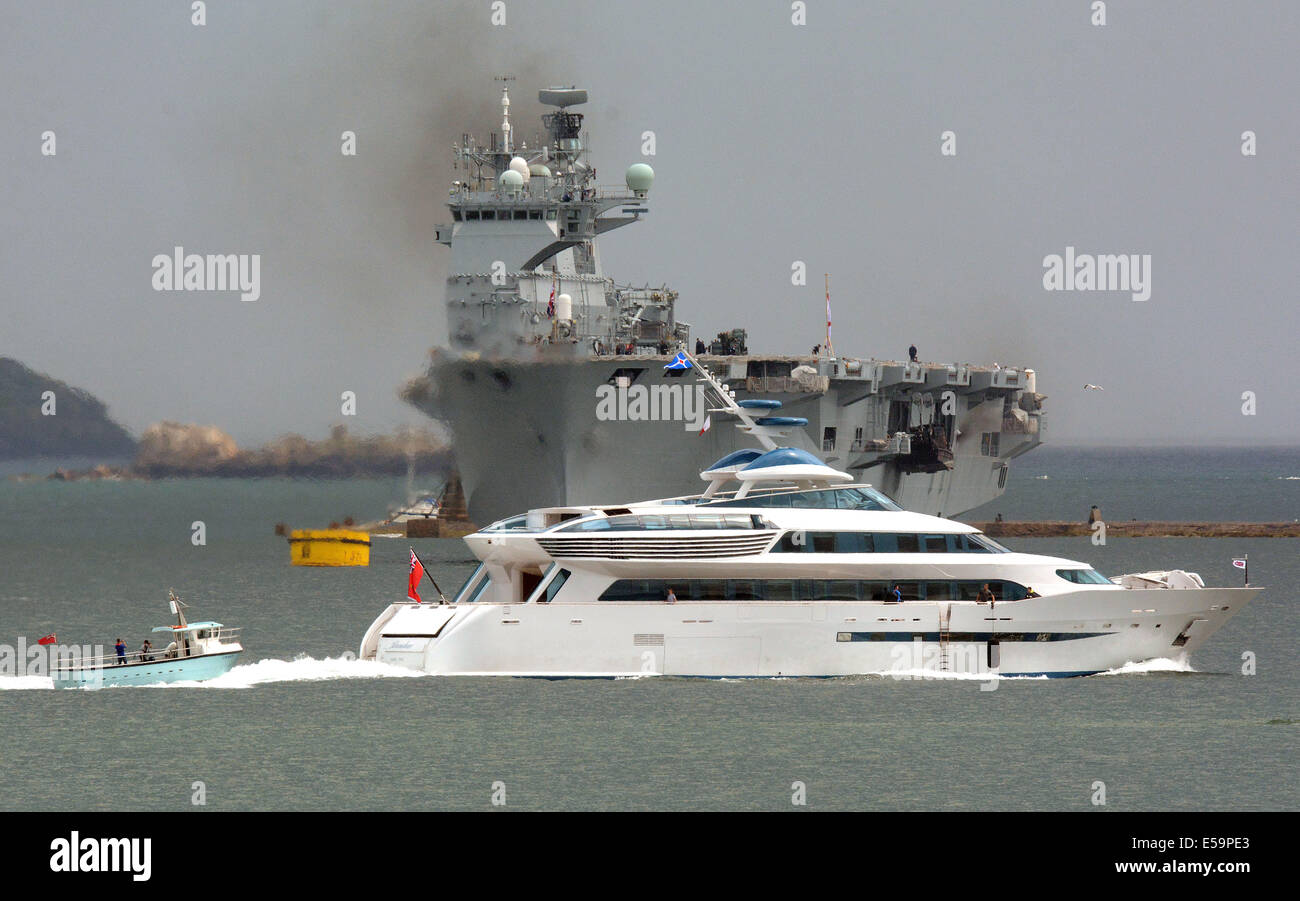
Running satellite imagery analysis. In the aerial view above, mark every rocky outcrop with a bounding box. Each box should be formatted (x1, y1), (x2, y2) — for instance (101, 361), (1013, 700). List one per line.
(0, 358), (136, 458)
(136, 421), (240, 470)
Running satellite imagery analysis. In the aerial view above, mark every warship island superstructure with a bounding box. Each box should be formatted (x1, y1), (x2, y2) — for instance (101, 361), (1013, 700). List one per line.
(404, 84), (1046, 526)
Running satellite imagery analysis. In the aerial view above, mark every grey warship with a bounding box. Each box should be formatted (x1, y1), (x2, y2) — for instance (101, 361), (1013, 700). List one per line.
(404, 84), (1046, 526)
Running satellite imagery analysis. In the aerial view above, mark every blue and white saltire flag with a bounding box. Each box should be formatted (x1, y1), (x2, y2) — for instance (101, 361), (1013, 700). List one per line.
(664, 352), (692, 370)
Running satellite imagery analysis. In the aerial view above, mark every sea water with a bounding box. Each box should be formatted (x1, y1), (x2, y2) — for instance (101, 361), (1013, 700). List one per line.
(0, 447), (1295, 810)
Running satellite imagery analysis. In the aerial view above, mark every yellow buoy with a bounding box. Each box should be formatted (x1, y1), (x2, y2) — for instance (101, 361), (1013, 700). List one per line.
(288, 529), (371, 566)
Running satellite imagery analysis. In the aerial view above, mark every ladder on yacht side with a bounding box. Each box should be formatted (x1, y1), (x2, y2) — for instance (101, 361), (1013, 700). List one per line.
(937, 604), (952, 672)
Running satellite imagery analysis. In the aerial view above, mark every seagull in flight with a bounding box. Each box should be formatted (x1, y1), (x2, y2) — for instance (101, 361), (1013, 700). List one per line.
(1083, 383), (1104, 391)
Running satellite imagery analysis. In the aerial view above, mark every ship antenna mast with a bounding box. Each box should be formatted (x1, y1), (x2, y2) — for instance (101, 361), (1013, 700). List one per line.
(495, 74), (516, 153)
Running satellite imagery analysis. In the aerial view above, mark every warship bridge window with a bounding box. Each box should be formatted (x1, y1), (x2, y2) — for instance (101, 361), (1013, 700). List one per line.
(1056, 568), (1111, 584)
(466, 210), (480, 220)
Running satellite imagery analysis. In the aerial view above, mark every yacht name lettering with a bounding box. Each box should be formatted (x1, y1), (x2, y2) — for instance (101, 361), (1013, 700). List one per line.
(595, 384), (708, 430)
(1042, 246), (1151, 301)
(151, 246), (261, 302)
(49, 832), (152, 882)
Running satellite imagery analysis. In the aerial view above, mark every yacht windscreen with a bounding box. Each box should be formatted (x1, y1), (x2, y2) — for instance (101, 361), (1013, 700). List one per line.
(705, 486), (902, 511)
(558, 513), (762, 532)
(1056, 568), (1111, 584)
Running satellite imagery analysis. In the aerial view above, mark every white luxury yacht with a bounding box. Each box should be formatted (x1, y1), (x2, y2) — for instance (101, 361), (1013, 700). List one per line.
(361, 353), (1258, 678)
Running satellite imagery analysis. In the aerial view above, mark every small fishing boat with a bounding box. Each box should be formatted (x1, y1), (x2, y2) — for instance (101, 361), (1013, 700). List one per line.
(52, 591), (243, 688)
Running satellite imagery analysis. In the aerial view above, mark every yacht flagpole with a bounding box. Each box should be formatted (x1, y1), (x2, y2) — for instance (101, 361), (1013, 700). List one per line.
(411, 548), (449, 604)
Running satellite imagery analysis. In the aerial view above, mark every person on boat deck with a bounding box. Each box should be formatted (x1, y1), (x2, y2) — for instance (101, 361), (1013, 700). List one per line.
(139, 639), (153, 662)
(665, 587), (677, 604)
(114, 638), (127, 665)
(695, 338), (706, 355)
(977, 584), (995, 604)
(1025, 587), (1041, 598)
(891, 584), (903, 603)
(909, 344), (918, 363)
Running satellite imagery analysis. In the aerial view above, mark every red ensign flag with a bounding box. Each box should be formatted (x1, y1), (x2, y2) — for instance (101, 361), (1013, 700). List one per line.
(408, 549), (424, 604)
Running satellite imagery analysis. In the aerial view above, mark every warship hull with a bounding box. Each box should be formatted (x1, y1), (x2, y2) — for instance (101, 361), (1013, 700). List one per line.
(413, 352), (1043, 527)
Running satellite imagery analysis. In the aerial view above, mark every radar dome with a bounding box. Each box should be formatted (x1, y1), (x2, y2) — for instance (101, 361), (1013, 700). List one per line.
(528, 164), (551, 178)
(625, 162), (654, 195)
(500, 169), (524, 190)
(509, 156), (530, 182)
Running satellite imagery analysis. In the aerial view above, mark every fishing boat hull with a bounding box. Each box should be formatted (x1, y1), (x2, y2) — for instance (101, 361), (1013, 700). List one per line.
(52, 651), (242, 689)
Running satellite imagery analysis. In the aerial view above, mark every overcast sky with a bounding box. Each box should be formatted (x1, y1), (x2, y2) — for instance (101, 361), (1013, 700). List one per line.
(3, 1), (1296, 447)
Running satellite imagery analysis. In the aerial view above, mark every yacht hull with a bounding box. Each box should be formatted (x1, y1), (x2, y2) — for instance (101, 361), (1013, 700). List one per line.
(367, 587), (1256, 678)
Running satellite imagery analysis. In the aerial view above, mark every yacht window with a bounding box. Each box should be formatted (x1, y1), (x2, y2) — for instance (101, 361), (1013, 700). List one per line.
(892, 582), (921, 601)
(834, 532), (872, 553)
(691, 579), (727, 601)
(837, 487), (904, 512)
(452, 563), (486, 603)
(1056, 568), (1111, 584)
(464, 573), (492, 604)
(818, 580), (861, 601)
(541, 568), (571, 603)
(922, 535), (948, 553)
(763, 579), (795, 601)
(968, 535), (1011, 553)
(597, 578), (1029, 602)
(984, 536), (1012, 553)
(787, 491), (823, 509)
(896, 534), (920, 553)
(925, 582), (954, 600)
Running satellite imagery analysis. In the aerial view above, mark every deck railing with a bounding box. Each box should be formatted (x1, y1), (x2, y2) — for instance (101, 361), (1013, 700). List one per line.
(50, 628), (242, 670)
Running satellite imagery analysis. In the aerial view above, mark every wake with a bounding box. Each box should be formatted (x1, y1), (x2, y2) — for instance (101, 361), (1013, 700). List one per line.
(1093, 656), (1196, 676)
(0, 655), (428, 690)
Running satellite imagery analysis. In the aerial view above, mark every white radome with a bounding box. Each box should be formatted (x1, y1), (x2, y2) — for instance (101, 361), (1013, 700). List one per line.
(625, 162), (654, 195)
